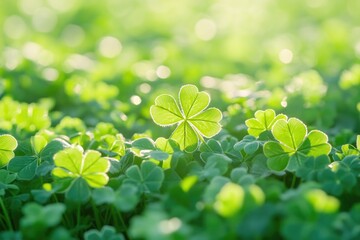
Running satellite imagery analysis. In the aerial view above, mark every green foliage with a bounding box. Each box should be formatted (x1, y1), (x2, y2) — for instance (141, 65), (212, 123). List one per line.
(0, 0), (360, 235)
(150, 84), (222, 152)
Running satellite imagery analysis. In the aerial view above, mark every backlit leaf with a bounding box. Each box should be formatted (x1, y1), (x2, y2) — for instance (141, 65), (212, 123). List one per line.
(150, 84), (222, 152)
(0, 134), (18, 167)
(52, 148), (110, 188)
(246, 109), (287, 137)
(264, 118), (331, 171)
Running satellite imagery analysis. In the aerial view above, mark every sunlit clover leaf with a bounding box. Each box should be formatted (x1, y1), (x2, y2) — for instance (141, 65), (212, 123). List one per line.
(0, 134), (18, 168)
(264, 118), (331, 171)
(150, 84), (222, 152)
(245, 109), (287, 137)
(52, 148), (110, 188)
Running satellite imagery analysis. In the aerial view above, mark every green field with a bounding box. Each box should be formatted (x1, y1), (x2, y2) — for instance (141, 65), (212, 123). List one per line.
(1, 0), (360, 239)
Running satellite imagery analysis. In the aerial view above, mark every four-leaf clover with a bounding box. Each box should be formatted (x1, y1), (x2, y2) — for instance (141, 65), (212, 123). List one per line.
(150, 84), (222, 152)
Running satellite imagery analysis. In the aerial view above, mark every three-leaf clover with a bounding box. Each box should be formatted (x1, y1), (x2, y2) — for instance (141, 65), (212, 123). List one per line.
(264, 118), (331, 171)
(245, 109), (287, 137)
(150, 84), (222, 152)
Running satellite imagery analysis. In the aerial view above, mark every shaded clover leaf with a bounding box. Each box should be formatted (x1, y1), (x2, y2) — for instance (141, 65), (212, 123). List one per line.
(131, 137), (169, 161)
(245, 109), (287, 137)
(92, 184), (140, 212)
(0, 134), (18, 167)
(124, 161), (164, 193)
(264, 118), (331, 171)
(0, 169), (19, 196)
(8, 138), (68, 181)
(84, 225), (125, 240)
(20, 203), (66, 240)
(150, 84), (222, 152)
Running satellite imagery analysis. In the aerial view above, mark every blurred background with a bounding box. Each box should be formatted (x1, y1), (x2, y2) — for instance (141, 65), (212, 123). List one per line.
(1, 0), (359, 142)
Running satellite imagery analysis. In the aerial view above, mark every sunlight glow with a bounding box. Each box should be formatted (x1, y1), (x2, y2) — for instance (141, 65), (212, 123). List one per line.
(4, 15), (27, 39)
(98, 36), (122, 58)
(65, 54), (95, 71)
(159, 218), (182, 234)
(355, 42), (360, 58)
(19, 0), (42, 15)
(139, 83), (151, 94)
(23, 42), (54, 66)
(61, 25), (85, 47)
(195, 18), (217, 41)
(32, 7), (57, 32)
(279, 49), (293, 64)
(47, 0), (76, 12)
(156, 65), (171, 79)
(4, 48), (22, 70)
(42, 68), (59, 81)
(130, 95), (142, 105)
(281, 97), (288, 107)
(200, 76), (217, 88)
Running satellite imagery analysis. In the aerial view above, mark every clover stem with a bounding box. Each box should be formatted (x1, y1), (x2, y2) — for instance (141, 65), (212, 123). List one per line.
(91, 201), (101, 229)
(290, 174), (297, 188)
(0, 197), (13, 231)
(76, 205), (81, 231)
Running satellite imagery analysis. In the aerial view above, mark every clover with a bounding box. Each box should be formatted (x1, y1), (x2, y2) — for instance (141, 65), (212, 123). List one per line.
(52, 147), (110, 203)
(150, 84), (222, 152)
(52, 147), (110, 188)
(264, 118), (331, 172)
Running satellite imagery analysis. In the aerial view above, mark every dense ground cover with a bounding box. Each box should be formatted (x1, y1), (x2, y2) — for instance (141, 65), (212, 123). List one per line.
(1, 0), (360, 239)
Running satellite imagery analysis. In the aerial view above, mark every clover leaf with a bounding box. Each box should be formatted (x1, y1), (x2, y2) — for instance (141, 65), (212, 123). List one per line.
(20, 203), (66, 239)
(264, 118), (331, 171)
(8, 138), (68, 180)
(245, 109), (287, 137)
(52, 147), (110, 188)
(124, 161), (164, 193)
(84, 225), (125, 240)
(0, 134), (18, 168)
(150, 84), (222, 152)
